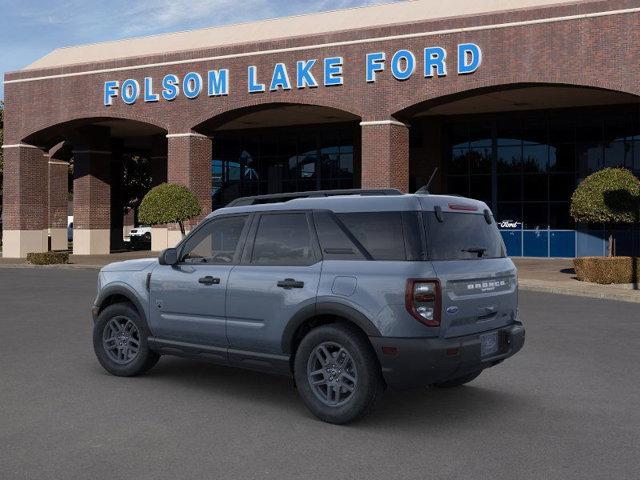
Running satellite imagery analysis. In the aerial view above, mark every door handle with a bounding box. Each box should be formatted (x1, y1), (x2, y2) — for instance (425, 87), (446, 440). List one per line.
(277, 278), (305, 289)
(198, 276), (220, 285)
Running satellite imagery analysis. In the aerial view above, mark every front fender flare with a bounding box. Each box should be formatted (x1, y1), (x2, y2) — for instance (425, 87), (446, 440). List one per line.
(93, 283), (148, 324)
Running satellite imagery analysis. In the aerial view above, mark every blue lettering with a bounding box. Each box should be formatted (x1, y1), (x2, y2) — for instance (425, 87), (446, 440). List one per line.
(143, 77), (159, 102)
(390, 50), (415, 81)
(424, 47), (447, 77)
(103, 80), (119, 106)
(366, 52), (385, 82)
(458, 43), (482, 74)
(208, 69), (229, 96)
(248, 66), (265, 93)
(324, 57), (343, 86)
(183, 72), (203, 99)
(161, 74), (179, 101)
(270, 63), (291, 91)
(121, 79), (140, 104)
(296, 59), (318, 88)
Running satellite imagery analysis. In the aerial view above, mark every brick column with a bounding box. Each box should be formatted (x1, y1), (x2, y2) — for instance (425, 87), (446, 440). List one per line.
(72, 149), (112, 257)
(150, 134), (169, 252)
(151, 134), (168, 187)
(160, 132), (212, 248)
(1, 144), (49, 258)
(360, 120), (410, 192)
(71, 126), (112, 255)
(48, 159), (69, 251)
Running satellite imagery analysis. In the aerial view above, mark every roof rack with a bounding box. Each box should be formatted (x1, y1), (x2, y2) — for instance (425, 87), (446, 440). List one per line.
(226, 189), (403, 207)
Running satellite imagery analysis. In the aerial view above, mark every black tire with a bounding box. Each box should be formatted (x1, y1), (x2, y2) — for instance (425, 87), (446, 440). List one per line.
(434, 370), (483, 388)
(294, 323), (384, 424)
(93, 302), (160, 377)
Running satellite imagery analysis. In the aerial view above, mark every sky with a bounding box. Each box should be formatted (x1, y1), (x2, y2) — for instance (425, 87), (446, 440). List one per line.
(0, 0), (400, 100)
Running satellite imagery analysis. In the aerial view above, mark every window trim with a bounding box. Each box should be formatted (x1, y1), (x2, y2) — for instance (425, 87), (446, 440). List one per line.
(176, 213), (252, 266)
(242, 210), (321, 267)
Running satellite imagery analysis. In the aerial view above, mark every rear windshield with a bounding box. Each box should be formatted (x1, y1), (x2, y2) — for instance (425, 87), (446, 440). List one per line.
(424, 212), (506, 260)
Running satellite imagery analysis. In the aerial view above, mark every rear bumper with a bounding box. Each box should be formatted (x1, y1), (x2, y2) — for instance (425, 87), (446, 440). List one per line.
(369, 323), (525, 390)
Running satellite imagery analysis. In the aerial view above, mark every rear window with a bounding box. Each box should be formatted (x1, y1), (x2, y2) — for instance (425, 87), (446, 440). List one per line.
(424, 212), (506, 260)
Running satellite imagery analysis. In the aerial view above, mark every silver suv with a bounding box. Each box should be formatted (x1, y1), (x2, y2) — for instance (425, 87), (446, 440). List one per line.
(92, 189), (525, 424)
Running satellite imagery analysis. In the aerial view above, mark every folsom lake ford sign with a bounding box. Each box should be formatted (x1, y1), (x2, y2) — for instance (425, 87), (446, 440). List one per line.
(103, 43), (482, 106)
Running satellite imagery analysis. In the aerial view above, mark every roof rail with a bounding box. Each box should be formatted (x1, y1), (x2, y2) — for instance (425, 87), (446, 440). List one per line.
(226, 188), (403, 207)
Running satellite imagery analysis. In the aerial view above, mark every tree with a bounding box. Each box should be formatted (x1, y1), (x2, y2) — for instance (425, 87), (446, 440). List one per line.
(138, 183), (202, 236)
(570, 167), (640, 256)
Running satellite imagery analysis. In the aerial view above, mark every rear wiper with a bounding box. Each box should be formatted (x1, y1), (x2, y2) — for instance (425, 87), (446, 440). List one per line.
(461, 247), (487, 258)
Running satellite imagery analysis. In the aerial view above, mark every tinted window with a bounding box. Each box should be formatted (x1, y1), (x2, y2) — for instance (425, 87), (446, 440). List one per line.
(252, 213), (314, 265)
(313, 212), (365, 260)
(182, 215), (248, 264)
(337, 212), (406, 260)
(424, 212), (506, 260)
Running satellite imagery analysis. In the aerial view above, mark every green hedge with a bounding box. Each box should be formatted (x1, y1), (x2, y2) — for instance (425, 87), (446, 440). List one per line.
(27, 251), (70, 265)
(573, 256), (640, 284)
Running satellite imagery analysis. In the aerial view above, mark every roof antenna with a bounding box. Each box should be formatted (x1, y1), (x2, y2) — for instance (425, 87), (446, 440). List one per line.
(415, 167), (438, 194)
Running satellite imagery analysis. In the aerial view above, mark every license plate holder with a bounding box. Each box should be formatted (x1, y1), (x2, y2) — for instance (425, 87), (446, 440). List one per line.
(480, 331), (499, 357)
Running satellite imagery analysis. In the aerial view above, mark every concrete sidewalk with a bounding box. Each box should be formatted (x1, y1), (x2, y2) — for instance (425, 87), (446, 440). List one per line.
(513, 258), (640, 304)
(1, 251), (639, 303)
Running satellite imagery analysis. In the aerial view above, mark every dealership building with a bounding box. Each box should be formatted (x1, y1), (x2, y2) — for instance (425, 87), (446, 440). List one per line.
(3, 0), (640, 257)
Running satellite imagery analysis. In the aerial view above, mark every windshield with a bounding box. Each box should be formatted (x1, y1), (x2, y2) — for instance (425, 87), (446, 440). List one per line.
(424, 211), (506, 260)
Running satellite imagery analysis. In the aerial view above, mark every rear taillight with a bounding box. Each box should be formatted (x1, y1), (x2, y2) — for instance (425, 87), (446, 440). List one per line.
(405, 279), (441, 327)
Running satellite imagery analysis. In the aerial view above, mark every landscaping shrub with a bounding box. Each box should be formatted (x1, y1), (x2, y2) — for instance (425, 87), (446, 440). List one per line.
(570, 168), (640, 224)
(573, 256), (640, 284)
(27, 251), (70, 265)
(138, 183), (202, 236)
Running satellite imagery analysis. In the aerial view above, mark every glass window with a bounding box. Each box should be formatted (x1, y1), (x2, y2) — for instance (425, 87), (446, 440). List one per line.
(337, 212), (407, 260)
(446, 175), (469, 197)
(549, 202), (573, 229)
(522, 174), (548, 202)
(470, 175), (492, 201)
(523, 204), (548, 229)
(523, 144), (548, 173)
(497, 175), (521, 201)
(252, 213), (314, 266)
(313, 212), (365, 260)
(497, 145), (522, 173)
(424, 212), (505, 260)
(469, 146), (492, 173)
(182, 215), (248, 264)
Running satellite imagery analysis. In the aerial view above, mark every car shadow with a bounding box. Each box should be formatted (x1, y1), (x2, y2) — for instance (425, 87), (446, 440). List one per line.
(125, 356), (532, 429)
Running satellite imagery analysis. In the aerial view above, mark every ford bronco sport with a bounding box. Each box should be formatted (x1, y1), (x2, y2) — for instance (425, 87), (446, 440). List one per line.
(92, 189), (525, 424)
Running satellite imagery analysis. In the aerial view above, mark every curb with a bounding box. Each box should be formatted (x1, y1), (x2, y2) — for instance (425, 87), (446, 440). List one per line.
(519, 280), (640, 304)
(0, 263), (102, 270)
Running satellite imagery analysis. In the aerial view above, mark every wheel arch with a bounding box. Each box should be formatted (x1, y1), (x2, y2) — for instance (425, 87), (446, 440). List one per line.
(282, 302), (382, 356)
(95, 284), (147, 324)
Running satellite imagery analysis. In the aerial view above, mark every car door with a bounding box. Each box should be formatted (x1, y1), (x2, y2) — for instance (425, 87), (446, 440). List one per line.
(149, 214), (251, 350)
(226, 211), (322, 355)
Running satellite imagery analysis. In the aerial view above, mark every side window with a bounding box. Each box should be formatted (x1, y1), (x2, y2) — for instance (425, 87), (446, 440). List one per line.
(313, 211), (366, 260)
(251, 213), (314, 266)
(181, 215), (248, 264)
(337, 212), (407, 260)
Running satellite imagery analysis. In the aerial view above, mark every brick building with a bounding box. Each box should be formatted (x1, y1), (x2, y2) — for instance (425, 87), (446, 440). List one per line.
(3, 0), (640, 257)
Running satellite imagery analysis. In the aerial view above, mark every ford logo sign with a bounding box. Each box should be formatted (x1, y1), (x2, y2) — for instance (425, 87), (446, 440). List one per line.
(446, 306), (459, 314)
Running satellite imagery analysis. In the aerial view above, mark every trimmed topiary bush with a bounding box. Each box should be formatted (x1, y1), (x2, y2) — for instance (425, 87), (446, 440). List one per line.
(570, 168), (640, 256)
(27, 251), (69, 265)
(138, 183), (202, 236)
(574, 256), (639, 284)
(570, 168), (640, 224)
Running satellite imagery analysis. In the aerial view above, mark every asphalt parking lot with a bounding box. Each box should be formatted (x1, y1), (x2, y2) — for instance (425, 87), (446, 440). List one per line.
(1, 268), (639, 480)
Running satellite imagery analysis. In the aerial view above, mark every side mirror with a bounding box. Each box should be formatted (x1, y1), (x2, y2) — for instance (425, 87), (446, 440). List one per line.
(159, 248), (178, 266)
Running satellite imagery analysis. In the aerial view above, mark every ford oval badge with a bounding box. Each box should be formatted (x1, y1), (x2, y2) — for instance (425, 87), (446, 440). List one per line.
(446, 306), (459, 314)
